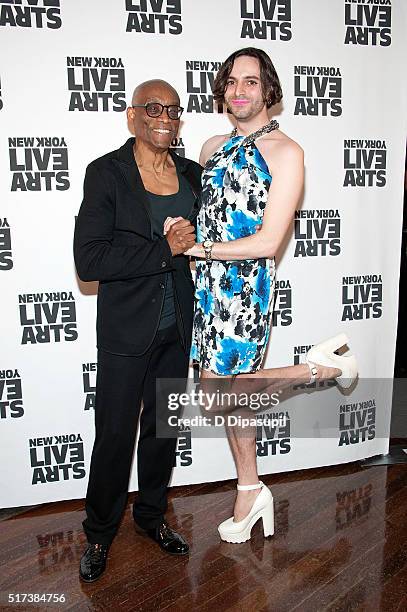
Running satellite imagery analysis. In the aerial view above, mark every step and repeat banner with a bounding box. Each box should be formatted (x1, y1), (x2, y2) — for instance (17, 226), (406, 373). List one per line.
(1, 0), (406, 508)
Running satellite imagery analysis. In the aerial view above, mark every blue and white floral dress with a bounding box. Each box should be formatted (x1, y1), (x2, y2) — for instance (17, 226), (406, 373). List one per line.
(190, 129), (277, 375)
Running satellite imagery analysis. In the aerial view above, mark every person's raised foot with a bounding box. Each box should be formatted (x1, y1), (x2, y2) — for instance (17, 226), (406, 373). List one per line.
(306, 333), (358, 389)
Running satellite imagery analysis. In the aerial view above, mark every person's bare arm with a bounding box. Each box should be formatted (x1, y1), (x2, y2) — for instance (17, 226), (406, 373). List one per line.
(187, 139), (304, 260)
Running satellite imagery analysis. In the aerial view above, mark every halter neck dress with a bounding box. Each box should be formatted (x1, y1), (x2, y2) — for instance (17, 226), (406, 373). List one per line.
(190, 122), (278, 376)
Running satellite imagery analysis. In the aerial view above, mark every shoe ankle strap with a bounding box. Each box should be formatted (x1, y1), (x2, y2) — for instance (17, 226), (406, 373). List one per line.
(237, 481), (263, 491)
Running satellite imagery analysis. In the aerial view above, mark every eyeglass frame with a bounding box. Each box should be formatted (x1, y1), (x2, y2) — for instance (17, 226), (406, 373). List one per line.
(131, 102), (184, 120)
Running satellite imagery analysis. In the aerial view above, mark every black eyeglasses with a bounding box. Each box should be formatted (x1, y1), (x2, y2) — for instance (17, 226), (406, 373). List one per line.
(132, 102), (184, 120)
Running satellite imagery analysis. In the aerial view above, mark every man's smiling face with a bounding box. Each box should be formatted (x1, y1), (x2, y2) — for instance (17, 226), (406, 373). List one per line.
(128, 81), (180, 151)
(224, 55), (266, 122)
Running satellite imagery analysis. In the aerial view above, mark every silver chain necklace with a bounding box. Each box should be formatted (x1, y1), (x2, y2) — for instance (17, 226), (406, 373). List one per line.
(230, 118), (279, 145)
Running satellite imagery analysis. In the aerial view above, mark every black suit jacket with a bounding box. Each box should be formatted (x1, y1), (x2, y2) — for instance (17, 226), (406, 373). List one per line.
(74, 137), (202, 356)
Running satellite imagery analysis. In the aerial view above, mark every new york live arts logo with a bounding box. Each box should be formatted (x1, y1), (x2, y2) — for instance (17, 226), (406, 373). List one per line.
(0, 368), (23, 419)
(0, 217), (13, 270)
(125, 0), (182, 34)
(29, 433), (85, 484)
(239, 0), (292, 40)
(294, 65), (342, 117)
(0, 0), (61, 29)
(67, 56), (126, 112)
(9, 137), (69, 191)
(18, 291), (78, 344)
(185, 60), (223, 114)
(344, 0), (391, 46)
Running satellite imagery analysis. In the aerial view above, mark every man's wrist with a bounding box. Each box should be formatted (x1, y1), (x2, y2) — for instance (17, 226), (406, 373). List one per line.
(186, 243), (202, 257)
(162, 236), (175, 261)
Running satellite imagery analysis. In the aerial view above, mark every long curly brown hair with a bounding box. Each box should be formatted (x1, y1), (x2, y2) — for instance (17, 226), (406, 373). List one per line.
(212, 47), (283, 109)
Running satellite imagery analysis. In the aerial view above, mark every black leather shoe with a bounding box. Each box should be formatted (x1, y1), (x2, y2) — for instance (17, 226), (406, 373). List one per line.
(145, 521), (189, 555)
(79, 543), (109, 582)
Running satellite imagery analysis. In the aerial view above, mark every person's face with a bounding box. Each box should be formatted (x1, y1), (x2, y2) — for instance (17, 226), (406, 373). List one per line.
(127, 83), (180, 151)
(223, 56), (266, 121)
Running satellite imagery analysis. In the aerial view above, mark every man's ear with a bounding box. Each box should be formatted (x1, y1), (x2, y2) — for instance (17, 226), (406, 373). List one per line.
(126, 107), (135, 135)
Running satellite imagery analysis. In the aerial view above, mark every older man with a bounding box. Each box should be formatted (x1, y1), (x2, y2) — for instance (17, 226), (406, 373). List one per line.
(74, 79), (201, 582)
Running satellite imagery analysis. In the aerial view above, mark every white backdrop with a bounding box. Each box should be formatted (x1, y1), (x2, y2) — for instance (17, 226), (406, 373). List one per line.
(1, 0), (406, 508)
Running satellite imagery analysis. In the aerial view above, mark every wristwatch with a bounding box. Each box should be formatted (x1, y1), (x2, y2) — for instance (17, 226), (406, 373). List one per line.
(202, 239), (214, 263)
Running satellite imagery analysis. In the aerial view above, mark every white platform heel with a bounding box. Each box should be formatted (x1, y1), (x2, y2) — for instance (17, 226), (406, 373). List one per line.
(218, 481), (274, 543)
(306, 333), (358, 389)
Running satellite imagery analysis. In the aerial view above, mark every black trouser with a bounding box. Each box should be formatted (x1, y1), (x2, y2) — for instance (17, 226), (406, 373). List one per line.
(83, 324), (189, 545)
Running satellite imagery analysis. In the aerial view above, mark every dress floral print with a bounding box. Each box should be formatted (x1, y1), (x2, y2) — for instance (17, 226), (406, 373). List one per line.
(190, 131), (277, 376)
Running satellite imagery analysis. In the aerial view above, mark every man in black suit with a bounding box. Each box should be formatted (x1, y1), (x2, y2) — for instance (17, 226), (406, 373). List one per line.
(74, 79), (202, 582)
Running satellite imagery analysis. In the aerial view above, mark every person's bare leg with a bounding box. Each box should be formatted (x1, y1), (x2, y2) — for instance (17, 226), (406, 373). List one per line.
(200, 369), (262, 522)
(200, 361), (341, 522)
(229, 362), (341, 397)
(225, 417), (259, 521)
(230, 363), (340, 519)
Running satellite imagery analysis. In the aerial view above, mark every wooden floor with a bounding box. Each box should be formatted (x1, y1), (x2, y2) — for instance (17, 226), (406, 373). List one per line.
(1, 461), (406, 612)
